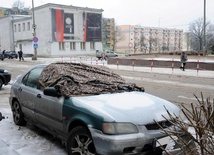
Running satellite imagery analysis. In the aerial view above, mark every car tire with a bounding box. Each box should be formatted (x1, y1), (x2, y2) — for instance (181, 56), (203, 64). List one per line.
(67, 126), (96, 155)
(0, 79), (3, 89)
(12, 100), (26, 126)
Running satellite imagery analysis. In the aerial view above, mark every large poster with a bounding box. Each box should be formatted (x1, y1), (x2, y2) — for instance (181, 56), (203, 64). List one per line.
(83, 13), (102, 42)
(51, 9), (74, 41)
(64, 13), (74, 40)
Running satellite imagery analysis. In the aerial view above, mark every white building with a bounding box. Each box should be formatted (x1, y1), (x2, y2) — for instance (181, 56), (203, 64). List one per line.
(0, 3), (103, 57)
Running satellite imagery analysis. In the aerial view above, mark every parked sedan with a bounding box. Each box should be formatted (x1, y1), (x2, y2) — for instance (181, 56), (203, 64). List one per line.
(4, 51), (18, 59)
(96, 50), (118, 60)
(0, 69), (11, 89)
(9, 63), (180, 155)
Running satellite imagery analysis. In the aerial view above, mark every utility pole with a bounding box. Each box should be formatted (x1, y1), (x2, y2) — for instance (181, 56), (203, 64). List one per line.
(203, 0), (206, 56)
(32, 0), (37, 60)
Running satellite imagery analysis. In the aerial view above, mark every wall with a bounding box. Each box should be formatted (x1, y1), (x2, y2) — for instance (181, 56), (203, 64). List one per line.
(0, 17), (12, 51)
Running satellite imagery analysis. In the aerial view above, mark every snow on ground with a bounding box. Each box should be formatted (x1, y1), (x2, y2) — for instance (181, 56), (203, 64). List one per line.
(0, 106), (66, 155)
(0, 56), (213, 155)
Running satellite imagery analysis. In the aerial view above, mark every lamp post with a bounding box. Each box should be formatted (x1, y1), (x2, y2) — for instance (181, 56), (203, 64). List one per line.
(203, 0), (206, 56)
(32, 0), (37, 60)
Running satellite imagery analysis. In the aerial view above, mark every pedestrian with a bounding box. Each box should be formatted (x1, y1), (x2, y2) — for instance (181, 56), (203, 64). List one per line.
(180, 52), (188, 71)
(18, 50), (24, 61)
(101, 51), (106, 61)
(2, 50), (5, 58)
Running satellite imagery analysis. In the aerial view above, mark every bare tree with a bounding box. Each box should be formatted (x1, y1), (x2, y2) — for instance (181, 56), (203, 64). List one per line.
(139, 34), (148, 53)
(189, 18), (214, 52)
(12, 0), (25, 9)
(11, 0), (30, 15)
(148, 34), (157, 53)
(113, 26), (125, 51)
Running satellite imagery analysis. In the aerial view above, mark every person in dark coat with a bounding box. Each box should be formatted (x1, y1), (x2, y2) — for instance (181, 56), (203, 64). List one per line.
(2, 50), (5, 58)
(180, 52), (188, 71)
(18, 50), (24, 61)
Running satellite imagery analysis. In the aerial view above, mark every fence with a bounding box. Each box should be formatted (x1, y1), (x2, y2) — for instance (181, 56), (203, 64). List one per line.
(57, 56), (214, 76)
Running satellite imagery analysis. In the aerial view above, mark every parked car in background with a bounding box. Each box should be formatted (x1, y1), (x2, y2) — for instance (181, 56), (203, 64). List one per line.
(9, 62), (181, 155)
(96, 49), (118, 60)
(0, 69), (11, 89)
(0, 52), (4, 61)
(4, 51), (18, 59)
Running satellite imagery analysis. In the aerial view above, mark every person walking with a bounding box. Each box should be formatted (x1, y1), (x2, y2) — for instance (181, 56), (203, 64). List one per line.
(18, 50), (24, 61)
(180, 52), (188, 71)
(2, 50), (5, 59)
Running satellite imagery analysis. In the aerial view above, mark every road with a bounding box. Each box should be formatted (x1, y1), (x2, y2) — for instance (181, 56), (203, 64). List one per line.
(113, 69), (214, 107)
(3, 57), (214, 106)
(0, 57), (214, 155)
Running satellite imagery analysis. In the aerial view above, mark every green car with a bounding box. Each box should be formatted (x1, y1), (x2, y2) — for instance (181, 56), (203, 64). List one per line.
(9, 62), (180, 155)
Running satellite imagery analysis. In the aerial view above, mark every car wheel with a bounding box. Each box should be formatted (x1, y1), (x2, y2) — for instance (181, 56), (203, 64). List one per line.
(67, 126), (96, 155)
(12, 100), (26, 126)
(0, 79), (3, 89)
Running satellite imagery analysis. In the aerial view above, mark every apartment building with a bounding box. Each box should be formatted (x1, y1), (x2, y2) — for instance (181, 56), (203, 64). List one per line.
(0, 3), (103, 56)
(102, 18), (115, 51)
(116, 25), (183, 54)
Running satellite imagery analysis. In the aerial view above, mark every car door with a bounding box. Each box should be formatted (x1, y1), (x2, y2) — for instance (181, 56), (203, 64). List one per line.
(19, 66), (64, 133)
(18, 67), (44, 123)
(34, 89), (64, 133)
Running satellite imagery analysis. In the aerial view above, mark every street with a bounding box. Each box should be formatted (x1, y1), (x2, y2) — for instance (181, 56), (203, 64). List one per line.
(0, 56), (214, 155)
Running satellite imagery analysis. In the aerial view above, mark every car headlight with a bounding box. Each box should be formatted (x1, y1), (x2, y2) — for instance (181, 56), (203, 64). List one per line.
(102, 122), (138, 135)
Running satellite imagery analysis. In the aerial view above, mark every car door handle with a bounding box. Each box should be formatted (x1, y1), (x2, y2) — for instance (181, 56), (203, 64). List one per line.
(37, 94), (42, 98)
(18, 87), (22, 91)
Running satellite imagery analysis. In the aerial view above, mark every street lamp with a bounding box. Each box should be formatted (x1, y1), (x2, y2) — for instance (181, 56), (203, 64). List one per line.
(32, 0), (37, 60)
(203, 0), (206, 56)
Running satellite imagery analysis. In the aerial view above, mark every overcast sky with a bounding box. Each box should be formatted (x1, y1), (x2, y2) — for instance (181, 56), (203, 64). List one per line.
(1, 0), (214, 32)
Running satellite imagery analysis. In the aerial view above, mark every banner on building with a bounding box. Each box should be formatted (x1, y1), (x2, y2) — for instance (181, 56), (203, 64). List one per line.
(83, 13), (102, 42)
(51, 9), (75, 42)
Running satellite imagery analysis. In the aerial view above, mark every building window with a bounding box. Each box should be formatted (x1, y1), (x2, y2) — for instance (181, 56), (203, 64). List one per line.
(59, 42), (65, 50)
(90, 42), (95, 50)
(14, 25), (16, 32)
(27, 22), (30, 31)
(80, 42), (86, 50)
(18, 24), (21, 32)
(22, 23), (25, 31)
(70, 42), (76, 50)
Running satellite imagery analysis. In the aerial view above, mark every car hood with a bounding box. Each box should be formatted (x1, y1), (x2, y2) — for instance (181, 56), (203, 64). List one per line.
(72, 91), (180, 125)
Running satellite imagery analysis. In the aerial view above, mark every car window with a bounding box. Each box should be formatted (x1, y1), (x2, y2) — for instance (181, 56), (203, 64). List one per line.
(22, 67), (43, 88)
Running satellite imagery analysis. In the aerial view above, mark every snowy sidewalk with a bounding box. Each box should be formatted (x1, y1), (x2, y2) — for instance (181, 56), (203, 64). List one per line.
(107, 64), (214, 78)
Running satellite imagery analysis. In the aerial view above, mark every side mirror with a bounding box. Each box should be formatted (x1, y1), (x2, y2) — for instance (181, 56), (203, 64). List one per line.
(43, 87), (61, 97)
(0, 112), (5, 121)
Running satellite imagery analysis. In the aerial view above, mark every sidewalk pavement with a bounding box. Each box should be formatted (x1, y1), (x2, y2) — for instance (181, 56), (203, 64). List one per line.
(107, 64), (214, 78)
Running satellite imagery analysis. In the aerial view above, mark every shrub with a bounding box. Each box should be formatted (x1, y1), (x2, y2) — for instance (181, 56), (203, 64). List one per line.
(160, 93), (214, 155)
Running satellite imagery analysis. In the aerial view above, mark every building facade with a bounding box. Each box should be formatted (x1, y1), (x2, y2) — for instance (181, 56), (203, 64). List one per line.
(102, 18), (115, 51)
(116, 25), (184, 54)
(0, 3), (103, 56)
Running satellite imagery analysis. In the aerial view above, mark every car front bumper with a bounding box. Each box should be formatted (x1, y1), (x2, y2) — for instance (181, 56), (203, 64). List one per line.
(89, 126), (167, 155)
(3, 73), (11, 85)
